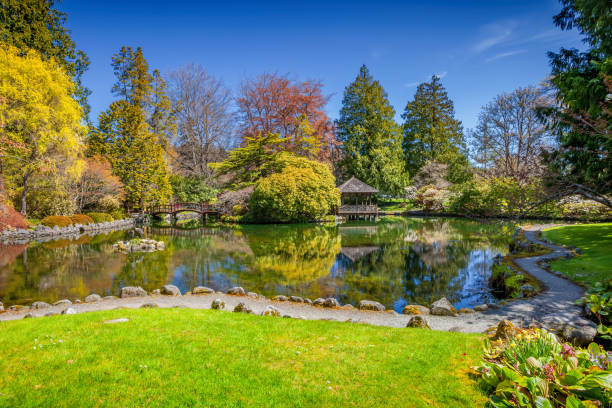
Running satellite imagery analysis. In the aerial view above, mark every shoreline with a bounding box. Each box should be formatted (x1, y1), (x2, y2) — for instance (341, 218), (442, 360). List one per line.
(0, 224), (597, 342)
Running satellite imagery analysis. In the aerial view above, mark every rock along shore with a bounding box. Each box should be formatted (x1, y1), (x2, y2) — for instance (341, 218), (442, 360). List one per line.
(0, 218), (135, 245)
(0, 224), (597, 344)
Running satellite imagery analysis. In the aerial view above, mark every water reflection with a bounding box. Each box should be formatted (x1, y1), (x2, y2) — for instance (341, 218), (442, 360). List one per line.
(0, 218), (516, 310)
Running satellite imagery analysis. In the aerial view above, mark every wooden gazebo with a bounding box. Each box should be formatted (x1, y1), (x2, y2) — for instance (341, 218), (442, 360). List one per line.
(337, 176), (379, 219)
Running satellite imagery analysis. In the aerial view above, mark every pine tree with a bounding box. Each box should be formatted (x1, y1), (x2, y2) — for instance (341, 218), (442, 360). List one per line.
(90, 46), (173, 208)
(336, 65), (407, 194)
(402, 75), (469, 183)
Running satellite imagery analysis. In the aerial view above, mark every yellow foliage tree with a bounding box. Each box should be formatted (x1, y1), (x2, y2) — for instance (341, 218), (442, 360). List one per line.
(0, 44), (85, 216)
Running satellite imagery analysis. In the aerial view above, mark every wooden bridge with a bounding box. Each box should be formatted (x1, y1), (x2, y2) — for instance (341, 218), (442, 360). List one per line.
(148, 202), (219, 216)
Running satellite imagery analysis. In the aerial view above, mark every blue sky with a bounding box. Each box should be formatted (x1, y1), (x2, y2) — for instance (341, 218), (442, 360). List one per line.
(62, 0), (583, 130)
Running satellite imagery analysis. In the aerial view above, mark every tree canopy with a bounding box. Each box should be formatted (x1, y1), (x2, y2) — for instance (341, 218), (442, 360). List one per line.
(0, 44), (85, 216)
(0, 0), (91, 119)
(402, 75), (469, 183)
(89, 46), (173, 208)
(336, 65), (407, 195)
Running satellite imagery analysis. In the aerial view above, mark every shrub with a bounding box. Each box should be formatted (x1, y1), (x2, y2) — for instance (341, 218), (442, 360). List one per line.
(86, 212), (114, 223)
(98, 195), (122, 212)
(170, 175), (219, 203)
(414, 185), (446, 211)
(0, 203), (27, 231)
(577, 280), (612, 341)
(110, 209), (128, 220)
(475, 326), (612, 407)
(250, 157), (340, 223)
(69, 214), (94, 225)
(40, 215), (73, 228)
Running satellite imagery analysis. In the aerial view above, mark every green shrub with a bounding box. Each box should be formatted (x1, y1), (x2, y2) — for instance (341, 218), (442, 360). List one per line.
(86, 212), (114, 223)
(170, 175), (219, 203)
(475, 326), (612, 407)
(250, 156), (340, 223)
(577, 280), (612, 341)
(110, 209), (128, 220)
(69, 214), (94, 225)
(40, 215), (73, 228)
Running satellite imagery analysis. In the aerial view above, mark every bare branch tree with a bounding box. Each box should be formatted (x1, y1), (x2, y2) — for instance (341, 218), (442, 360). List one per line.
(166, 64), (234, 179)
(470, 86), (556, 182)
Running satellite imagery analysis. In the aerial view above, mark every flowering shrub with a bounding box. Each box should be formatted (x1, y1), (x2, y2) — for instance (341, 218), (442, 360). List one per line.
(414, 185), (446, 211)
(475, 325), (612, 407)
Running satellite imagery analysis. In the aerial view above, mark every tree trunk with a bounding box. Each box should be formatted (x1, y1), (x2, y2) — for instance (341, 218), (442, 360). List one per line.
(20, 176), (28, 217)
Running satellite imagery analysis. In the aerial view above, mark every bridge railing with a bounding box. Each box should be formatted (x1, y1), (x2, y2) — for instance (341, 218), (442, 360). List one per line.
(147, 202), (219, 214)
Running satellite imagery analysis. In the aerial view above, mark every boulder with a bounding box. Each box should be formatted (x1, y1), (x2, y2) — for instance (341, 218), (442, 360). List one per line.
(473, 304), (488, 312)
(402, 305), (430, 315)
(557, 323), (597, 346)
(448, 326), (467, 333)
(458, 308), (475, 314)
(312, 298), (325, 306)
(303, 298), (313, 305)
(247, 292), (259, 298)
(192, 286), (215, 295)
(23, 313), (34, 319)
(161, 285), (181, 296)
(45, 311), (59, 317)
(233, 302), (252, 314)
(226, 287), (245, 296)
(85, 294), (102, 303)
(140, 302), (159, 308)
(53, 299), (72, 307)
(273, 295), (288, 302)
(262, 305), (281, 317)
(211, 299), (225, 310)
(31, 301), (51, 310)
(120, 286), (147, 298)
(62, 308), (77, 315)
(406, 316), (431, 329)
(323, 298), (340, 308)
(430, 298), (457, 317)
(358, 300), (385, 311)
(520, 284), (537, 297)
(289, 296), (303, 303)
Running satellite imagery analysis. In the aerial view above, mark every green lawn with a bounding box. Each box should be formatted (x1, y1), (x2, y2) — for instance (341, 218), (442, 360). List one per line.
(0, 308), (485, 408)
(542, 223), (612, 287)
(378, 198), (414, 212)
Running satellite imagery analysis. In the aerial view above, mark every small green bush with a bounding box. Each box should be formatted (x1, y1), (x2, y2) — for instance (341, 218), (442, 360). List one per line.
(109, 209), (128, 220)
(70, 214), (94, 225)
(40, 215), (73, 228)
(86, 212), (114, 223)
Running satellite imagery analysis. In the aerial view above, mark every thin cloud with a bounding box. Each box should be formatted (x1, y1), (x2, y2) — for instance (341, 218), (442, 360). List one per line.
(471, 21), (517, 53)
(485, 50), (525, 62)
(404, 71), (448, 87)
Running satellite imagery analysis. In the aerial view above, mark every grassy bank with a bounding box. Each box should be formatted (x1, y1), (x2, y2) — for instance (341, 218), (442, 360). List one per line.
(542, 223), (612, 287)
(0, 308), (485, 408)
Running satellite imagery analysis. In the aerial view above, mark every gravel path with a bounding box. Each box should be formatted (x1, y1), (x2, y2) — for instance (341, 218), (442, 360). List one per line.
(0, 224), (596, 336)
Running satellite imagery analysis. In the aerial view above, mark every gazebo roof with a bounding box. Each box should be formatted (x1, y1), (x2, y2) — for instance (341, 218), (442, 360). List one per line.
(338, 176), (379, 194)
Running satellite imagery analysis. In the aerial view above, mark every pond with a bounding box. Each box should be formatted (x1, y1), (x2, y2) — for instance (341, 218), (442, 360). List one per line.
(0, 217), (518, 312)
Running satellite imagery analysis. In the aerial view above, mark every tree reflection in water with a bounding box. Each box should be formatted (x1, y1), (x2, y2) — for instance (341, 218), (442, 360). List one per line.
(0, 218), (516, 309)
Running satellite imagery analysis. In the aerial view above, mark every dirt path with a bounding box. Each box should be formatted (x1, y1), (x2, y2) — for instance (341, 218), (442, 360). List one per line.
(0, 225), (597, 337)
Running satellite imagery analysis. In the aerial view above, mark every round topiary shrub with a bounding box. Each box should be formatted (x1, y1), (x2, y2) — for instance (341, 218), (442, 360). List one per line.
(250, 156), (340, 223)
(69, 214), (94, 225)
(86, 212), (114, 223)
(40, 215), (73, 228)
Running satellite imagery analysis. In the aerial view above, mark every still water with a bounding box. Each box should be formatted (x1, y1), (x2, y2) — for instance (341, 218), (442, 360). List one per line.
(0, 217), (517, 312)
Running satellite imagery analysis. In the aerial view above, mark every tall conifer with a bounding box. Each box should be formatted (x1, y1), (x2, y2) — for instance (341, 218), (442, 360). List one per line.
(402, 76), (469, 183)
(90, 46), (173, 208)
(336, 65), (407, 194)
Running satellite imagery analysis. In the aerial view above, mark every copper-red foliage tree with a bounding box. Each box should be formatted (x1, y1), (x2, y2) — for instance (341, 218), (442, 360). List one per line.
(236, 73), (340, 163)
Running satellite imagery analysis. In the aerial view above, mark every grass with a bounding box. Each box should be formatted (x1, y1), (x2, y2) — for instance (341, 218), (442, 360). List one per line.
(378, 198), (414, 212)
(0, 308), (486, 408)
(542, 223), (612, 287)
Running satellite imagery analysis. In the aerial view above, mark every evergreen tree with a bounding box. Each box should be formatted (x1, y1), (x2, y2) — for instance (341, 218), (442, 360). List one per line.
(402, 75), (469, 183)
(0, 0), (91, 120)
(90, 46), (173, 208)
(336, 65), (407, 194)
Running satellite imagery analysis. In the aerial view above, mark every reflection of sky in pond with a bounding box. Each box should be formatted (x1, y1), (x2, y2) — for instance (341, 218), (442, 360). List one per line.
(0, 218), (516, 308)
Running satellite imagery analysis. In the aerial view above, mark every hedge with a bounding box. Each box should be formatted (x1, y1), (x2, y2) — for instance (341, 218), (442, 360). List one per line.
(40, 216), (73, 228)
